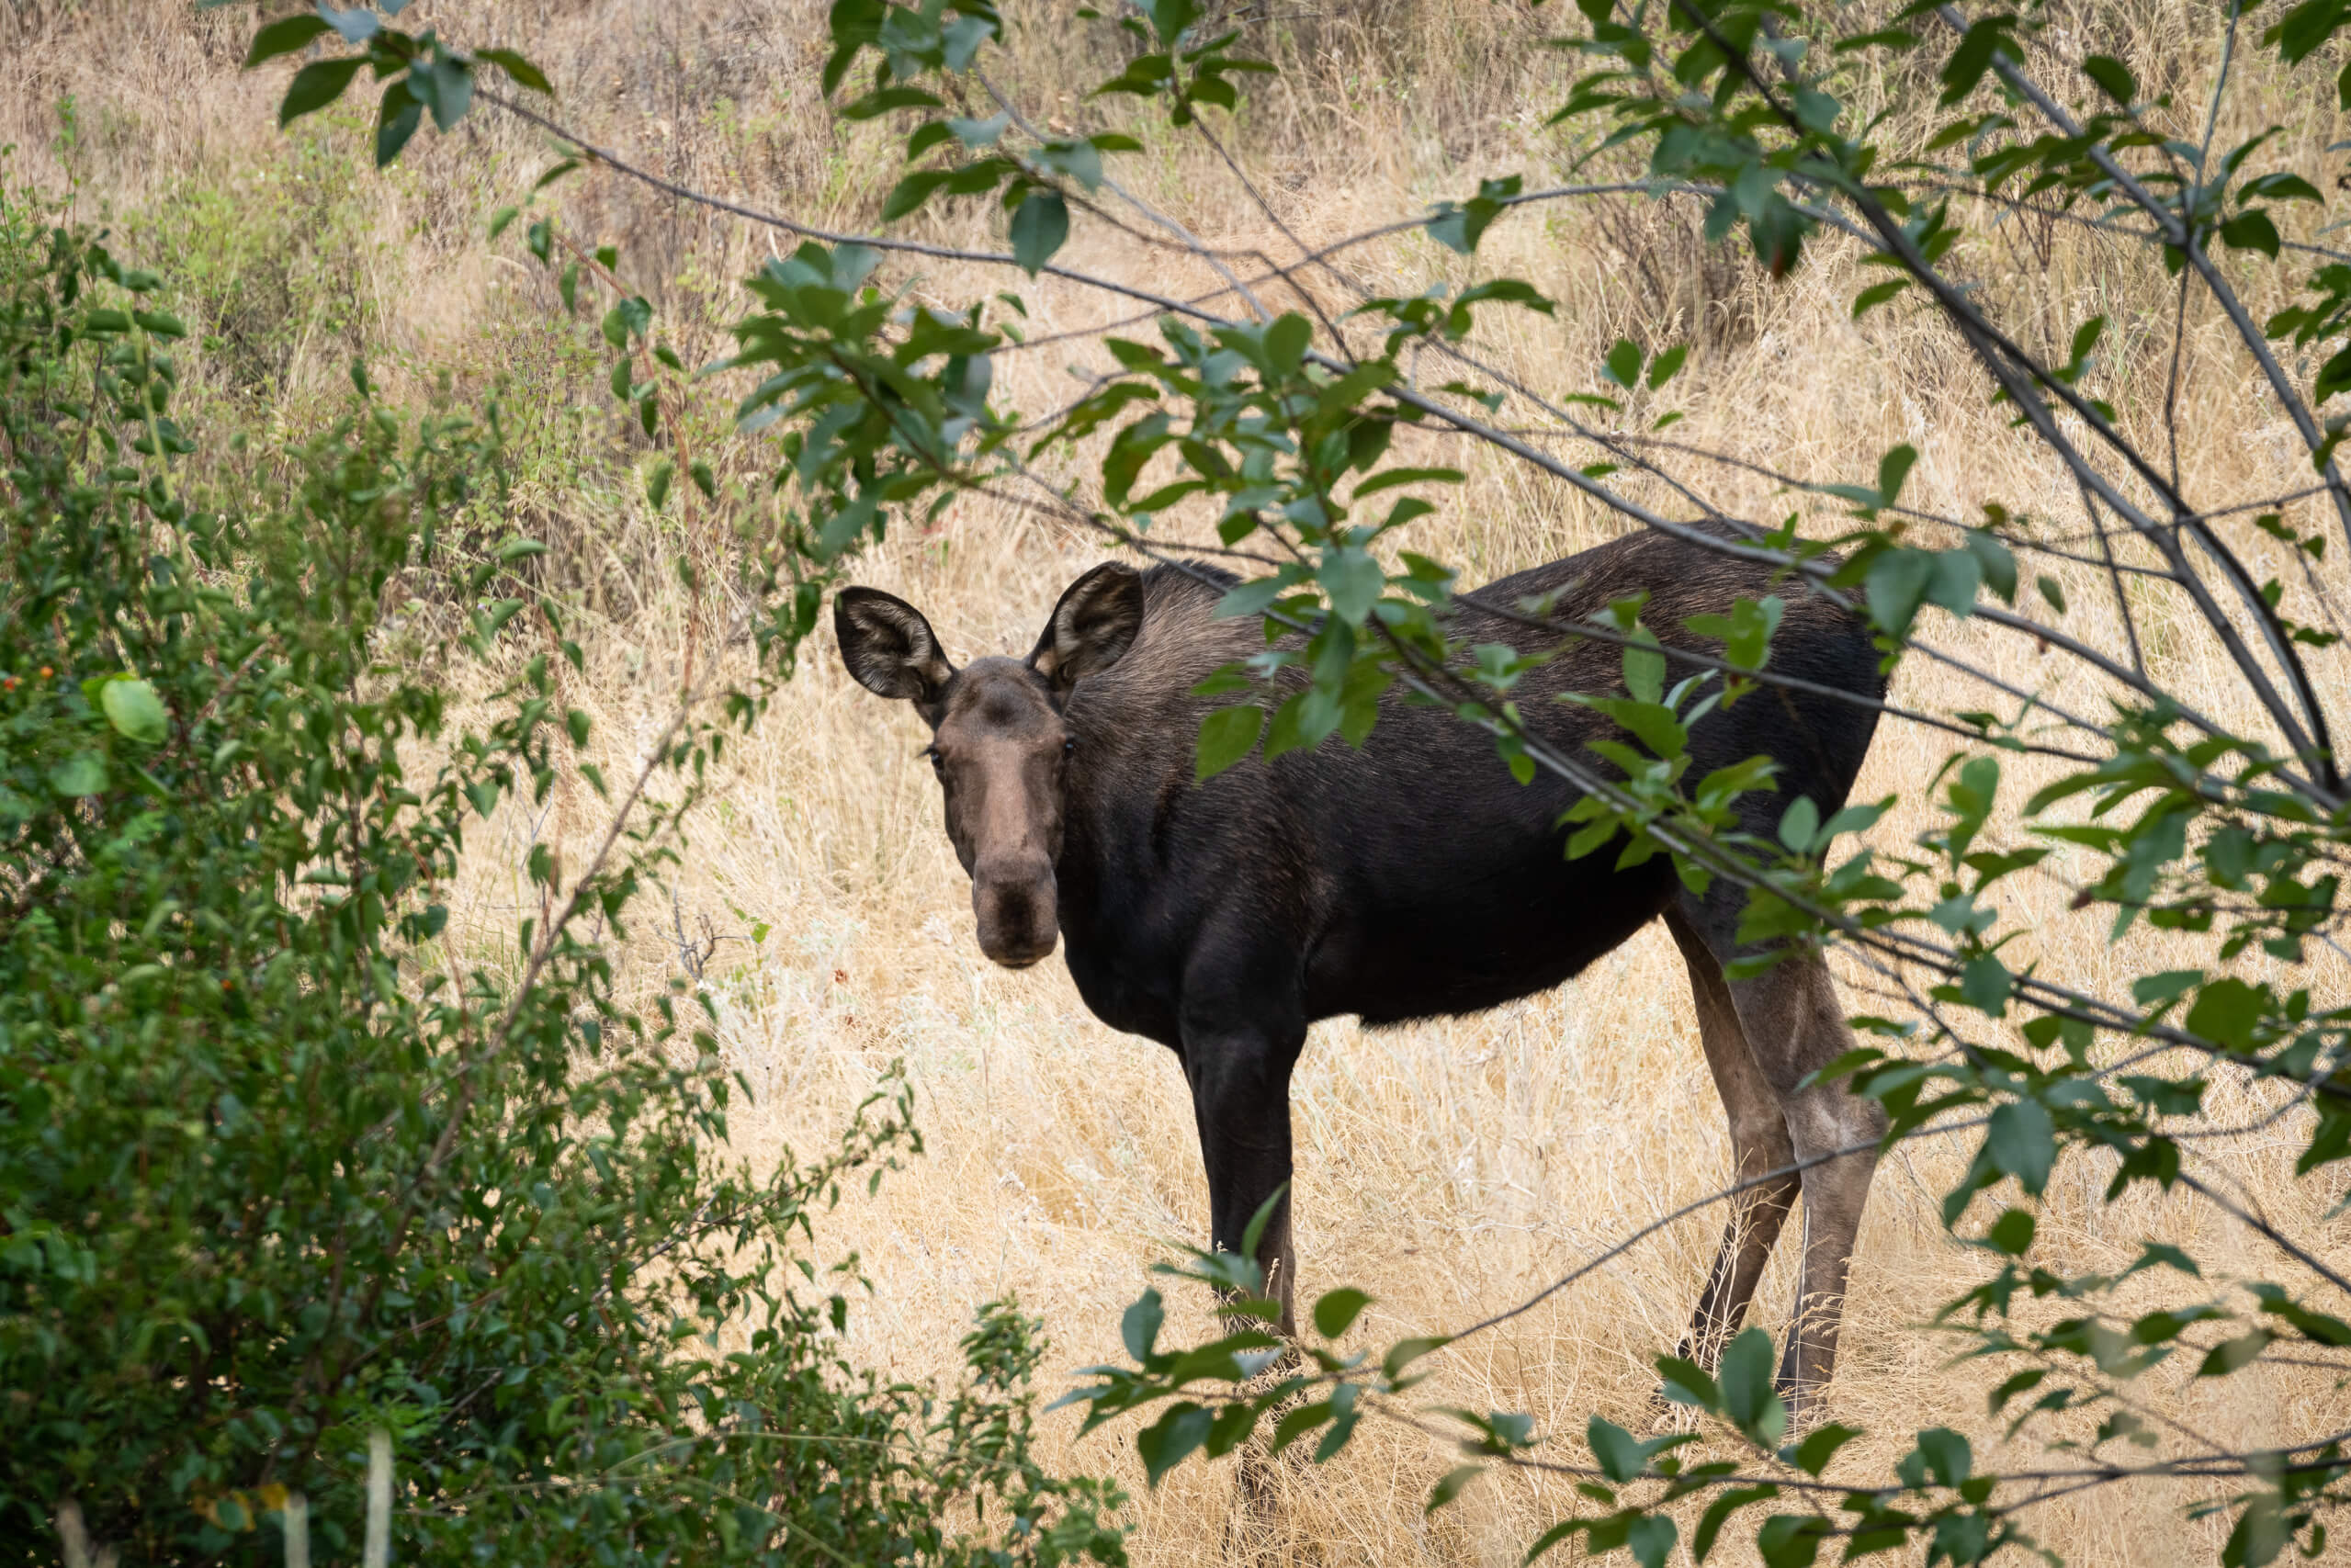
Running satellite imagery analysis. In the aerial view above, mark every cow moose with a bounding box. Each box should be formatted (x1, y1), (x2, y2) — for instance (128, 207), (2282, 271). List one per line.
(835, 525), (1888, 1404)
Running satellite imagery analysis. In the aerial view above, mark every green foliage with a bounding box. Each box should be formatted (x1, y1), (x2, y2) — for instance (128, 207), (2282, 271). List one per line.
(0, 193), (1122, 1563)
(131, 128), (378, 400)
(251, 0), (2351, 1561)
(242, 1), (548, 166)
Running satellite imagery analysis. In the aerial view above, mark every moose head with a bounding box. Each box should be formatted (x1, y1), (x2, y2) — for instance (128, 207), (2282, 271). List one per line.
(835, 562), (1146, 968)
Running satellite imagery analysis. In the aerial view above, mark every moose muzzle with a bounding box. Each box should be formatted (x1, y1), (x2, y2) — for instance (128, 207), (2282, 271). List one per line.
(972, 854), (1058, 967)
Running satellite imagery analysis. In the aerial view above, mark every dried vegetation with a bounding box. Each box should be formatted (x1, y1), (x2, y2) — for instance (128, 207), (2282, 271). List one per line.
(8, 0), (2351, 1559)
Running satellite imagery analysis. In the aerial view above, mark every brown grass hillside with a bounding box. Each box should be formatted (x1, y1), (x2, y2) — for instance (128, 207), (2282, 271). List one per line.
(12, 0), (2351, 1561)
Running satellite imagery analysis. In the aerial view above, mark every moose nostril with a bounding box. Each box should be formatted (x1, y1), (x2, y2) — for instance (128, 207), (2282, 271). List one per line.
(974, 863), (1057, 967)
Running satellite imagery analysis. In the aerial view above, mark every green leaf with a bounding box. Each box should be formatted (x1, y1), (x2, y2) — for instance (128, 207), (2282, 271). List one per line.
(1940, 15), (2020, 105)
(1986, 1098), (2056, 1195)
(1959, 953), (2012, 1016)
(1788, 1422), (1859, 1476)
(840, 85), (945, 119)
(1876, 443), (1917, 509)
(645, 457), (674, 511)
(1525, 1521), (1583, 1565)
(883, 170), (951, 221)
(1654, 1355), (1719, 1410)
(426, 56), (474, 130)
(2220, 209), (2281, 260)
(1271, 1399), (1335, 1452)
(1123, 1289), (1164, 1361)
(1694, 1485), (1781, 1561)
(1988, 1368), (2045, 1414)
(1964, 529), (2018, 603)
(1906, 1427), (1973, 1488)
(1717, 1326), (1786, 1444)
(474, 47), (553, 96)
(1383, 1336), (1450, 1382)
(100, 677), (168, 745)
(318, 4), (376, 42)
(1264, 311), (1312, 376)
(2082, 53), (2136, 105)
(2273, 0), (2345, 64)
(244, 13), (332, 66)
(1313, 1286), (1372, 1338)
(1628, 1514), (1678, 1568)
(1427, 1464), (1484, 1513)
(1835, 27), (1919, 51)
(48, 754), (107, 797)
(1588, 1416), (1649, 1482)
(1353, 466), (1462, 498)
(1136, 1403), (1213, 1485)
(1195, 704), (1264, 781)
(1779, 795), (1820, 853)
(1318, 547), (1385, 625)
(948, 112), (1011, 147)
(2185, 976), (2266, 1050)
(279, 56), (367, 127)
(2198, 1330), (2273, 1377)
(2134, 969), (2204, 1007)
(1926, 547), (1984, 617)
(1010, 192), (1069, 276)
(1604, 338), (1644, 389)
(1590, 697), (1686, 760)
(1866, 547), (1936, 637)
(1646, 344), (1689, 388)
(376, 78), (423, 165)
(1985, 1206), (2036, 1255)
(1850, 277), (1908, 318)
(1622, 637), (1665, 705)
(1755, 1513), (1831, 1568)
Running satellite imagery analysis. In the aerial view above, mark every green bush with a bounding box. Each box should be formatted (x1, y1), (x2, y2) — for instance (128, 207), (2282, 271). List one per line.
(0, 185), (1124, 1565)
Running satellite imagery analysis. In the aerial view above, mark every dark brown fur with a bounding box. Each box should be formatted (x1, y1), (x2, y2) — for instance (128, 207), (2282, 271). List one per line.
(837, 529), (1889, 1404)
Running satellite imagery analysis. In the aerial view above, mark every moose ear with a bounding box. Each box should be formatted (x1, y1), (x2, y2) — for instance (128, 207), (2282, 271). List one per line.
(1028, 562), (1144, 691)
(836, 588), (955, 710)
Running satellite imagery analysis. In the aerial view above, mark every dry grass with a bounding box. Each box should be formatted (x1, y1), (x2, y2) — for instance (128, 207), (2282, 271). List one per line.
(14, 0), (2351, 1561)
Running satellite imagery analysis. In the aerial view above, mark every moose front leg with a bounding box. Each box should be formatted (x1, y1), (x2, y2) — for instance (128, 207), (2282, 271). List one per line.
(1177, 1003), (1306, 1337)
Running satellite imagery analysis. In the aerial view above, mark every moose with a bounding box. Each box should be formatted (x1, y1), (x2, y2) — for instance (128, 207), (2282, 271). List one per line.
(836, 525), (1888, 1404)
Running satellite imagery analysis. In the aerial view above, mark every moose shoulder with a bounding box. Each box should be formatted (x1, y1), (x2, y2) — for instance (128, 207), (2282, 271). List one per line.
(835, 528), (1888, 1406)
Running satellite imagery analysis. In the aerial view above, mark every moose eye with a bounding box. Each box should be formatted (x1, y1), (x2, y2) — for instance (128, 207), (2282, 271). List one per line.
(1063, 738), (1077, 754)
(922, 745), (944, 773)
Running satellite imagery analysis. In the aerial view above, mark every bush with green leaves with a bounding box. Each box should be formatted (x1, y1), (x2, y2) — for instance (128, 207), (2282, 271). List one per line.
(232, 0), (2351, 1562)
(0, 183), (1125, 1565)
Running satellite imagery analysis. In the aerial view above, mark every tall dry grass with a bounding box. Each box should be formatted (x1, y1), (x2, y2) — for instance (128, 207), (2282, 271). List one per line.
(12, 0), (2351, 1560)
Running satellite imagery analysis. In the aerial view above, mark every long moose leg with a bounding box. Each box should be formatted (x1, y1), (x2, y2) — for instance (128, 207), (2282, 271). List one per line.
(1662, 909), (1800, 1371)
(1723, 954), (1886, 1406)
(1178, 993), (1308, 1337)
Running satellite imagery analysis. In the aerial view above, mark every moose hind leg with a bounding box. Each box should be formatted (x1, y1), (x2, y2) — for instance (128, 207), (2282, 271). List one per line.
(1724, 952), (1886, 1405)
(1664, 909), (1800, 1371)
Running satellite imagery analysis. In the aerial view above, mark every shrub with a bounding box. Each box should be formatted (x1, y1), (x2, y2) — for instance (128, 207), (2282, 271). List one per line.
(194, 1), (2351, 1560)
(0, 184), (1124, 1565)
